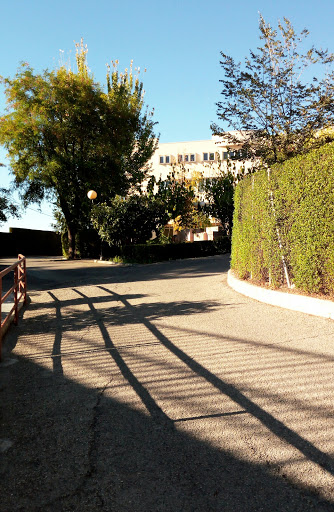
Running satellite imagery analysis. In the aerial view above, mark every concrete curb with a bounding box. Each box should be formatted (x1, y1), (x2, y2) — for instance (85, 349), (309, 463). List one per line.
(227, 270), (334, 320)
(93, 259), (116, 265)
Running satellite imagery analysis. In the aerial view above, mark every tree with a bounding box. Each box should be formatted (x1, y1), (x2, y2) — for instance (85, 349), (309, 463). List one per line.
(203, 172), (237, 237)
(91, 194), (168, 247)
(0, 41), (158, 258)
(0, 188), (18, 225)
(149, 166), (197, 232)
(211, 15), (334, 168)
(0, 163), (18, 224)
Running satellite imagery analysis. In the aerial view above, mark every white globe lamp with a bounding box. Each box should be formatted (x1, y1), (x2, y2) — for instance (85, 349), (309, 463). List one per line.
(87, 190), (97, 200)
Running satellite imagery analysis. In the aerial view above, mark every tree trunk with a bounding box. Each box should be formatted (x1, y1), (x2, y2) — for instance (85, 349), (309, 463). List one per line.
(67, 224), (77, 259)
(58, 195), (80, 260)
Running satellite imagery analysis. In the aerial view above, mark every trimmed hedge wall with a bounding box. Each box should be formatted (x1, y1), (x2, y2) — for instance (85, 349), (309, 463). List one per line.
(231, 143), (334, 295)
(121, 237), (231, 264)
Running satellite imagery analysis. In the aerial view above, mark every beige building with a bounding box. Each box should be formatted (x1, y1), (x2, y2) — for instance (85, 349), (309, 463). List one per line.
(148, 133), (253, 192)
(146, 133), (253, 241)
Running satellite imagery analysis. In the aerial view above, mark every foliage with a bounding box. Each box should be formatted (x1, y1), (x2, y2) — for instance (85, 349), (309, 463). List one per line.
(91, 194), (168, 247)
(212, 15), (334, 168)
(187, 208), (211, 230)
(231, 143), (334, 295)
(194, 153), (248, 236)
(156, 232), (173, 245)
(0, 187), (18, 224)
(231, 171), (282, 285)
(149, 167), (196, 230)
(203, 169), (240, 236)
(149, 166), (213, 232)
(145, 231), (173, 245)
(0, 40), (158, 258)
(110, 255), (124, 264)
(92, 166), (213, 252)
(0, 162), (19, 224)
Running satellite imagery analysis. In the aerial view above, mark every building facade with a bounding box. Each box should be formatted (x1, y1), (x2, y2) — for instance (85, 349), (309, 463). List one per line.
(148, 134), (253, 190)
(146, 134), (253, 241)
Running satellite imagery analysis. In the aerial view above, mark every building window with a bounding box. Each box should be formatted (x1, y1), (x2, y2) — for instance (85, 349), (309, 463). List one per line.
(184, 154), (189, 162)
(165, 155), (170, 164)
(203, 153), (208, 161)
(209, 153), (215, 161)
(190, 154), (195, 162)
(159, 156), (164, 164)
(223, 151), (239, 160)
(178, 154), (183, 163)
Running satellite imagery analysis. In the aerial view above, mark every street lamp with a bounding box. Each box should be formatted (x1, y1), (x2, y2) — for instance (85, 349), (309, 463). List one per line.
(87, 189), (102, 260)
(87, 190), (97, 200)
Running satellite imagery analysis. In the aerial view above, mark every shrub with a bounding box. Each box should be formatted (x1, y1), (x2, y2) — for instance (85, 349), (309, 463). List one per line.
(121, 238), (231, 264)
(231, 143), (334, 295)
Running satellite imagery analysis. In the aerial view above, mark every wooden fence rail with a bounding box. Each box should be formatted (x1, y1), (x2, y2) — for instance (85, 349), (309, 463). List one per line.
(0, 254), (27, 361)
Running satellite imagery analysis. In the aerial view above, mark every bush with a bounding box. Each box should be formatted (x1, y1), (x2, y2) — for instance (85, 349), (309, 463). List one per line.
(121, 238), (231, 264)
(231, 143), (334, 295)
(91, 195), (168, 247)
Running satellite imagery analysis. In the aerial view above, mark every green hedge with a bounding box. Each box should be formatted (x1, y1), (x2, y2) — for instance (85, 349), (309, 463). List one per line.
(231, 143), (334, 295)
(60, 231), (230, 262)
(121, 237), (231, 264)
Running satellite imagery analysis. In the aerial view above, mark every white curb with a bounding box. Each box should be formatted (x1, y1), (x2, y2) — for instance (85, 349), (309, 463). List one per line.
(227, 270), (334, 320)
(93, 259), (116, 265)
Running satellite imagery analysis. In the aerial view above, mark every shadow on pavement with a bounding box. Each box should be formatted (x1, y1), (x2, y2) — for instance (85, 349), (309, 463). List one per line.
(1, 354), (332, 512)
(96, 285), (334, 478)
(1, 254), (334, 510)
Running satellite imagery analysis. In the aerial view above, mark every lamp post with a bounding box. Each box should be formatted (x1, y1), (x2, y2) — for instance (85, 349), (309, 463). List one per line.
(87, 190), (102, 260)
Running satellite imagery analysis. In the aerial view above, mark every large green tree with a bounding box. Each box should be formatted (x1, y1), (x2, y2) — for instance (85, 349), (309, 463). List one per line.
(211, 15), (334, 168)
(91, 194), (168, 247)
(203, 172), (236, 237)
(148, 167), (197, 231)
(0, 41), (158, 257)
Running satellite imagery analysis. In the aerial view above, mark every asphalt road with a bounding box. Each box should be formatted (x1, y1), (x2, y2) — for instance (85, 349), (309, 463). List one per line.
(1, 254), (334, 511)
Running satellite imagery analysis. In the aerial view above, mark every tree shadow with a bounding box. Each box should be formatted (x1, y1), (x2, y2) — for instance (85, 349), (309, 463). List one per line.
(1, 354), (333, 512)
(2, 255), (334, 510)
(96, 285), (334, 478)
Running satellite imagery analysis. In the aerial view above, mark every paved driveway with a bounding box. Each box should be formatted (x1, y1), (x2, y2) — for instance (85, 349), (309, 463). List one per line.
(1, 254), (334, 511)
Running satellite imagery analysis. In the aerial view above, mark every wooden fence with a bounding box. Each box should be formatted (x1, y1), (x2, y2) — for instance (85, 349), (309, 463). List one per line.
(0, 255), (27, 361)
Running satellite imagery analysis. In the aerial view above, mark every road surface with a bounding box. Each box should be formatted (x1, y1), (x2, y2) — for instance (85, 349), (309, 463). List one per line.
(1, 254), (334, 511)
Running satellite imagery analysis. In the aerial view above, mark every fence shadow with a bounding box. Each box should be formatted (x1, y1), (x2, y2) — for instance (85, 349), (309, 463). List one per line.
(97, 285), (334, 478)
(2, 254), (334, 510)
(1, 353), (332, 511)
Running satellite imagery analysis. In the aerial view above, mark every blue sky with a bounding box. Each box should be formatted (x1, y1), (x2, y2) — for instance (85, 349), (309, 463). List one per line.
(1, 0), (333, 232)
